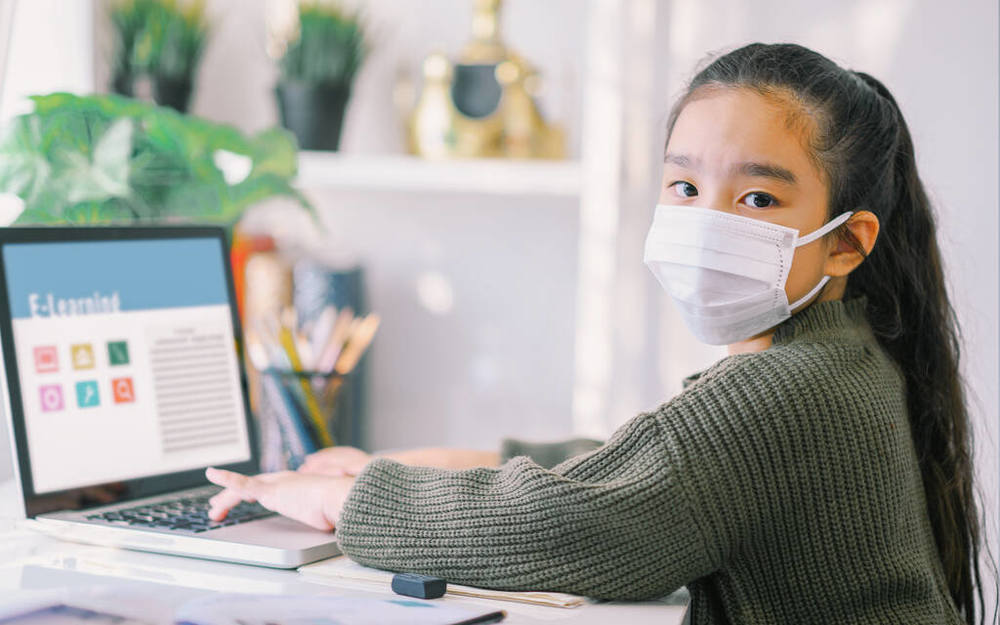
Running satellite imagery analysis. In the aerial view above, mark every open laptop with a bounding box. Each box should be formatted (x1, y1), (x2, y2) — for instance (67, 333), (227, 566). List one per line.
(0, 225), (340, 568)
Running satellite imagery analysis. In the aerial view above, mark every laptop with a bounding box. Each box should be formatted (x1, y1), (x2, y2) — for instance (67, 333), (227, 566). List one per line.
(0, 225), (340, 568)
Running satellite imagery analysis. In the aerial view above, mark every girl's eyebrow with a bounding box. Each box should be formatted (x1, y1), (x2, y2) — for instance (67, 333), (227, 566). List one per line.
(664, 152), (798, 186)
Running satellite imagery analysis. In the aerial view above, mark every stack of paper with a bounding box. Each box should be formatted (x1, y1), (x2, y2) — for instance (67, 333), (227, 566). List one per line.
(298, 556), (588, 609)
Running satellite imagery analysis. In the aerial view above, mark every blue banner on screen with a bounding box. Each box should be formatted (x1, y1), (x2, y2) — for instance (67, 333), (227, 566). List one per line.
(2, 238), (229, 319)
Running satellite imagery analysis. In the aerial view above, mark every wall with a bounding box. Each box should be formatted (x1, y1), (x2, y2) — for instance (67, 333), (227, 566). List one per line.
(0, 0), (93, 126)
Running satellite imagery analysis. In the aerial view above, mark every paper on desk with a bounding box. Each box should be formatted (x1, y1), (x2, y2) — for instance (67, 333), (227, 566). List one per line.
(298, 556), (587, 609)
(0, 585), (175, 624)
(174, 593), (504, 625)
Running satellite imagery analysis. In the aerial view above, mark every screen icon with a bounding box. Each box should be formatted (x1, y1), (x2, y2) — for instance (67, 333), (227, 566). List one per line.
(108, 341), (129, 366)
(39, 385), (63, 412)
(75, 380), (100, 408)
(112, 377), (135, 404)
(71, 344), (95, 370)
(34, 346), (58, 373)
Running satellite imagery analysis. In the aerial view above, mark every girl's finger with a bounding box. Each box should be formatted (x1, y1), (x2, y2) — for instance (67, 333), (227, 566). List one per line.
(207, 487), (249, 521)
(205, 467), (249, 490)
(206, 468), (261, 521)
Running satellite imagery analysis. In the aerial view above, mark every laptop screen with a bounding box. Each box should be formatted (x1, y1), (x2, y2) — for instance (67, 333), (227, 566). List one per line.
(0, 228), (257, 512)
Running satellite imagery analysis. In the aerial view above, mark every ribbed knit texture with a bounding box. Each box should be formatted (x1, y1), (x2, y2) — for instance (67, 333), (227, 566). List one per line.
(335, 296), (962, 624)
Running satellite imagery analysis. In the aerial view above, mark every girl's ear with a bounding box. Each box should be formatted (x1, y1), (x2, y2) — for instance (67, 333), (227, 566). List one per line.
(823, 210), (880, 277)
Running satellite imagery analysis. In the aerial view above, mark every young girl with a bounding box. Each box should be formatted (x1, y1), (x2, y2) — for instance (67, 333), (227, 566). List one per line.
(206, 43), (988, 624)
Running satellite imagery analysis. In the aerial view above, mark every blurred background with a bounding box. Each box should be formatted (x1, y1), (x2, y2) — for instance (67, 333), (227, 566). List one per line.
(0, 0), (994, 603)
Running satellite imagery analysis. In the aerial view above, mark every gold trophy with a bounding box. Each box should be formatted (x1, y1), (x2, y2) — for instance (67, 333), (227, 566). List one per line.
(406, 0), (565, 159)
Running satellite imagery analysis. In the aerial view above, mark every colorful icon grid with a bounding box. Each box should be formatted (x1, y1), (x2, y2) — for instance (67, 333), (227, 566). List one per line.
(32, 341), (134, 412)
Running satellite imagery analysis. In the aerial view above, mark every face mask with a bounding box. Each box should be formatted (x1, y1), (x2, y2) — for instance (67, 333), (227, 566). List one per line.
(643, 204), (854, 345)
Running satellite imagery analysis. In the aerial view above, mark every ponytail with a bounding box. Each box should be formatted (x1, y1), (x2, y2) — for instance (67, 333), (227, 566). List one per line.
(844, 71), (987, 624)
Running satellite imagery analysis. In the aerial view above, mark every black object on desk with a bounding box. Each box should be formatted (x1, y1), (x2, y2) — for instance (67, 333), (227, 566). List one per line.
(392, 572), (447, 599)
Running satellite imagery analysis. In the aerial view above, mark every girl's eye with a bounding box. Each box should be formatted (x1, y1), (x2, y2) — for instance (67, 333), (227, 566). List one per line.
(669, 181), (698, 198)
(741, 192), (778, 209)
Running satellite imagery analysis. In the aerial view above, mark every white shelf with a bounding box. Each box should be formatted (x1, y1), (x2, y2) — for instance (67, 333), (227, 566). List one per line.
(294, 151), (583, 198)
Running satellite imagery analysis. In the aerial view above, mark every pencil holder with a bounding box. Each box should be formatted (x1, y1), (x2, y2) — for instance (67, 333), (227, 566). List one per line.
(255, 368), (349, 472)
(293, 262), (369, 456)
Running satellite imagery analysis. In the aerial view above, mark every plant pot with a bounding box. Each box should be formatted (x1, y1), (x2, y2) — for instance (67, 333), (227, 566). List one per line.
(153, 74), (194, 113)
(275, 81), (351, 151)
(111, 71), (134, 97)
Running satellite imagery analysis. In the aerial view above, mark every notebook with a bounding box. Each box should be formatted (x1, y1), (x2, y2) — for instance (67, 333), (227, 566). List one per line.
(298, 555), (588, 608)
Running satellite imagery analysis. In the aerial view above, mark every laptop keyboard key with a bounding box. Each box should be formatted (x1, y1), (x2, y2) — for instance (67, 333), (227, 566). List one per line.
(93, 491), (274, 532)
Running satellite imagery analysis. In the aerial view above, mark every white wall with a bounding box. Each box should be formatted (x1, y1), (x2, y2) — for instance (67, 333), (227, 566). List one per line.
(0, 0), (93, 126)
(303, 190), (580, 452)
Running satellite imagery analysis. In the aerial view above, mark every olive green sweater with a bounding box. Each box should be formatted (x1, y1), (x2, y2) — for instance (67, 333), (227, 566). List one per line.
(335, 297), (961, 624)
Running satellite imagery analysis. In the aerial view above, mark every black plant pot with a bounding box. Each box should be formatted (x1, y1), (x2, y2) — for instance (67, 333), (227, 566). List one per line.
(275, 81), (350, 151)
(111, 71), (134, 97)
(153, 75), (194, 113)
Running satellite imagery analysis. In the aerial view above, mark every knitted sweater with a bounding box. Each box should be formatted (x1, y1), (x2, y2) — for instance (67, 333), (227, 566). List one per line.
(335, 297), (961, 624)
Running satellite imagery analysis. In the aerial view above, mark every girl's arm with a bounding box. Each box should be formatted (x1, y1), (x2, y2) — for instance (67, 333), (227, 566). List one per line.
(333, 412), (714, 601)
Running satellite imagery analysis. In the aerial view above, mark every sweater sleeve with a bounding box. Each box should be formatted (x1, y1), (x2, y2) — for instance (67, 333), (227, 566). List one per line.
(498, 437), (604, 468)
(334, 412), (715, 600)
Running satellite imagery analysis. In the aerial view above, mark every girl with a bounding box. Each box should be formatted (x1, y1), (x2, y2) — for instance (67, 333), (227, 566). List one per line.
(206, 43), (988, 624)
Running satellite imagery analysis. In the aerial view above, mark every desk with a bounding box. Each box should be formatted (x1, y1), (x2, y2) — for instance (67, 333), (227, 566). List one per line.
(0, 520), (688, 624)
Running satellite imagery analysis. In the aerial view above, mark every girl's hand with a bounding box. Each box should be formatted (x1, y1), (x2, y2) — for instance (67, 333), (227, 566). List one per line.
(297, 446), (372, 477)
(205, 467), (354, 531)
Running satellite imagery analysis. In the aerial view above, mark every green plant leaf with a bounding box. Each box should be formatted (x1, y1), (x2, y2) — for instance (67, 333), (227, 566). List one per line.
(279, 2), (367, 85)
(0, 116), (52, 203)
(248, 127), (298, 179)
(60, 117), (133, 203)
(3, 93), (309, 226)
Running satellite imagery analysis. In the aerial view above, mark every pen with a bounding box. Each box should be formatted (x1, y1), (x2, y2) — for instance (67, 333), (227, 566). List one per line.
(277, 324), (334, 447)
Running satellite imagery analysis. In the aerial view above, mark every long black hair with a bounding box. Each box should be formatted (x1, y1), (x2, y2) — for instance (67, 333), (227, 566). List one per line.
(663, 43), (991, 624)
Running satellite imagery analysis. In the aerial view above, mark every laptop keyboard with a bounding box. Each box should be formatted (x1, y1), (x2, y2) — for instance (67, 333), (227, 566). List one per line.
(85, 492), (275, 533)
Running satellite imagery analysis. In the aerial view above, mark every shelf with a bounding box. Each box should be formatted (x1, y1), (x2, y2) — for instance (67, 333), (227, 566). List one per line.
(294, 152), (583, 198)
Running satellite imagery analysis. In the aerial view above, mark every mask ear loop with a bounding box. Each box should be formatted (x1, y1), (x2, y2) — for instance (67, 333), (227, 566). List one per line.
(789, 275), (832, 310)
(788, 211), (855, 310)
(795, 211), (854, 247)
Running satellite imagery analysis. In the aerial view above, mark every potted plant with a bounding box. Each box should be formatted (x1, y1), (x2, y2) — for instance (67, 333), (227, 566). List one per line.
(109, 0), (158, 97)
(275, 2), (367, 151)
(0, 93), (308, 226)
(108, 0), (209, 113)
(144, 0), (209, 112)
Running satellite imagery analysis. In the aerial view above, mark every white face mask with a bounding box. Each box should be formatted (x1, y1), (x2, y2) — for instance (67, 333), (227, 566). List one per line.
(643, 204), (854, 345)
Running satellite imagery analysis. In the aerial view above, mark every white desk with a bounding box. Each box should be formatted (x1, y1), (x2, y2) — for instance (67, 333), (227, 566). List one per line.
(0, 520), (688, 624)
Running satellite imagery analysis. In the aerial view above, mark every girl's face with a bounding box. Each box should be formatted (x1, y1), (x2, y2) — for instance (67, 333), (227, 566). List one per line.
(660, 87), (835, 320)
